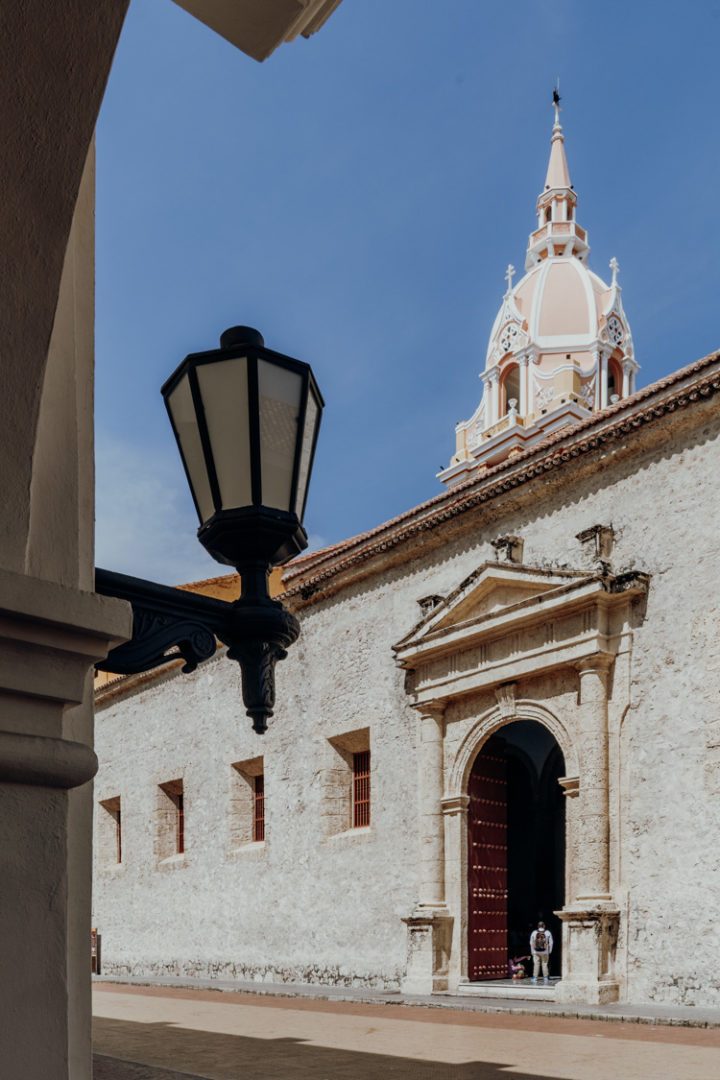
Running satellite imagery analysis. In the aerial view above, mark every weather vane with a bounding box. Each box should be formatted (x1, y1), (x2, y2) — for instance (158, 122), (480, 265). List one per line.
(552, 78), (561, 125)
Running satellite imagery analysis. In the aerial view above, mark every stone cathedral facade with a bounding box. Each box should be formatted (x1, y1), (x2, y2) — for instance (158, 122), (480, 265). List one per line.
(93, 110), (720, 1007)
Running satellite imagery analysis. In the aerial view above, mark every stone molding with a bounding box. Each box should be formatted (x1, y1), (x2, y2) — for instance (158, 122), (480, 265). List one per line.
(495, 682), (517, 718)
(0, 567), (130, 706)
(441, 794), (470, 816)
(558, 775), (580, 798)
(0, 567), (130, 787)
(393, 561), (647, 708)
(0, 731), (98, 789)
(447, 700), (580, 796)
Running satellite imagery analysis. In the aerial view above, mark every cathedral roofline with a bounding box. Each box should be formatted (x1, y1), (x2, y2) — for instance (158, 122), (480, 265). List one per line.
(282, 348), (720, 605)
(96, 347), (720, 705)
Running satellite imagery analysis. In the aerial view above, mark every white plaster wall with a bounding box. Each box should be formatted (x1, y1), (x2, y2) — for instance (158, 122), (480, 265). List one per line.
(94, 401), (720, 1002)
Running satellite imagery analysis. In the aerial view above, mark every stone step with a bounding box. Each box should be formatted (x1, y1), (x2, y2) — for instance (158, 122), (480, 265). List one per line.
(456, 979), (558, 1001)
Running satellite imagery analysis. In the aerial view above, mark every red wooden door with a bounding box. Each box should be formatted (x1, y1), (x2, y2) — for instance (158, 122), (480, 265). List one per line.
(467, 738), (508, 981)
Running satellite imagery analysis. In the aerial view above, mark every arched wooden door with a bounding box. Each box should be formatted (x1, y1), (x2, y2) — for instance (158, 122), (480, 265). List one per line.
(467, 735), (508, 980)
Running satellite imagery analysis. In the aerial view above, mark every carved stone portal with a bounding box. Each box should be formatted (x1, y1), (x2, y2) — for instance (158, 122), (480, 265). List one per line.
(393, 558), (648, 1001)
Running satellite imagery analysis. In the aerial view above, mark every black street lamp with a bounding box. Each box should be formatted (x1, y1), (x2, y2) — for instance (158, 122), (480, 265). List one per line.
(96, 326), (324, 733)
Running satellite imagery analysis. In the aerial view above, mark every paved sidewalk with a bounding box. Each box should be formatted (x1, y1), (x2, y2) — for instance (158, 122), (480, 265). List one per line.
(93, 974), (720, 1029)
(92, 983), (720, 1080)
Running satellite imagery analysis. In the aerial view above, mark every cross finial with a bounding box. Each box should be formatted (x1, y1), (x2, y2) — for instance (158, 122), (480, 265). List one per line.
(505, 263), (515, 293)
(609, 256), (619, 285)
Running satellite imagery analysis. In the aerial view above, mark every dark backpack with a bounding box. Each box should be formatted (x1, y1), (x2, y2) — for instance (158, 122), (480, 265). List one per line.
(534, 930), (547, 952)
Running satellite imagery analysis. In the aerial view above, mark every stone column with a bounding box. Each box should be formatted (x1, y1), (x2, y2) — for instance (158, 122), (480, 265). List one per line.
(402, 704), (452, 994)
(442, 794), (470, 991)
(0, 571), (130, 1077)
(417, 704), (446, 906)
(518, 356), (529, 417)
(555, 656), (620, 1005)
(489, 369), (500, 426)
(622, 360), (632, 398)
(528, 351), (538, 414)
(575, 658), (612, 901)
(600, 352), (609, 408)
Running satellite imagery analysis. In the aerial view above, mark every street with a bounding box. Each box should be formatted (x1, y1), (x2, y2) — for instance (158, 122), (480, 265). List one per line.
(93, 984), (720, 1080)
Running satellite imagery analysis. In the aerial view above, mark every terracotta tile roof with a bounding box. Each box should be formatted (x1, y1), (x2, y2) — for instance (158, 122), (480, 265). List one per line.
(283, 348), (720, 598)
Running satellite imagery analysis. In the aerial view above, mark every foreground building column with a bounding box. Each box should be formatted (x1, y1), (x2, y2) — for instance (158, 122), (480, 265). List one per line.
(402, 704), (453, 994)
(556, 656), (620, 1004)
(0, 571), (130, 1078)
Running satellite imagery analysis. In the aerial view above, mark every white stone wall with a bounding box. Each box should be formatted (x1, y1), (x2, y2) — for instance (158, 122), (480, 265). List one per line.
(94, 402), (720, 1003)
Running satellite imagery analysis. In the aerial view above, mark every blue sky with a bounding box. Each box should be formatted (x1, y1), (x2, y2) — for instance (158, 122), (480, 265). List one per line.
(95, 0), (720, 583)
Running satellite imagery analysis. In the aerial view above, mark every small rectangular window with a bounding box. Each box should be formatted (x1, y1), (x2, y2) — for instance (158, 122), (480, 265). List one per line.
(353, 750), (371, 828)
(230, 757), (265, 848)
(159, 779), (184, 855)
(253, 774), (265, 842)
(100, 796), (122, 865)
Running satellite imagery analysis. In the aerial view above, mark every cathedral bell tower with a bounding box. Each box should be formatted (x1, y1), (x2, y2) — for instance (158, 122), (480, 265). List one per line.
(439, 97), (639, 487)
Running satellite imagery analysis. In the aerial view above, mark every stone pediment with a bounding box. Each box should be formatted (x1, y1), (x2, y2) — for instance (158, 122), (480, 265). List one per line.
(396, 563), (588, 647)
(393, 561), (649, 707)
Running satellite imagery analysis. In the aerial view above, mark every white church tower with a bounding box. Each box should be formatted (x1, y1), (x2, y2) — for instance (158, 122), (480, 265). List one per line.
(439, 98), (639, 486)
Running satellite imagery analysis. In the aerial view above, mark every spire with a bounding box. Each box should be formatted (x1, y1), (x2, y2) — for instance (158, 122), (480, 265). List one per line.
(544, 93), (571, 191)
(526, 89), (588, 269)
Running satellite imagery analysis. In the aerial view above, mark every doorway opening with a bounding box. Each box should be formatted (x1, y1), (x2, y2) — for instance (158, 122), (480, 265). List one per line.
(467, 720), (565, 982)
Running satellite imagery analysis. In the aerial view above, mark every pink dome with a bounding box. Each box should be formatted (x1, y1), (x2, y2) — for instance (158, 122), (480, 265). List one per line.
(484, 256), (627, 369)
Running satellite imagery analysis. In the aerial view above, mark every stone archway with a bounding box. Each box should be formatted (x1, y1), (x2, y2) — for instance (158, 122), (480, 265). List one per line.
(443, 698), (579, 992)
(466, 720), (566, 984)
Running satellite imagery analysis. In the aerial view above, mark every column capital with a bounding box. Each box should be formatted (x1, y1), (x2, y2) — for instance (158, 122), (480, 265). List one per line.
(413, 701), (446, 722)
(558, 775), (580, 798)
(576, 654), (613, 676)
(441, 794), (470, 816)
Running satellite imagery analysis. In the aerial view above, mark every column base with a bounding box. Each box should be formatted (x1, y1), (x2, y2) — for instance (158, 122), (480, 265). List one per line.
(554, 902), (620, 1005)
(555, 978), (620, 1005)
(401, 906), (453, 995)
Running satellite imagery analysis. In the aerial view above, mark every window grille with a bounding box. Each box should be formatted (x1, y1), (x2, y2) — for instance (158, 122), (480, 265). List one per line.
(177, 791), (185, 854)
(115, 805), (122, 864)
(253, 774), (265, 842)
(353, 750), (371, 828)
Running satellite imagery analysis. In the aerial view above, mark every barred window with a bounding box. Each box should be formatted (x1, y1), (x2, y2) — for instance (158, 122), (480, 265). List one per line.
(253, 773), (265, 842)
(352, 750), (371, 828)
(231, 757), (265, 848)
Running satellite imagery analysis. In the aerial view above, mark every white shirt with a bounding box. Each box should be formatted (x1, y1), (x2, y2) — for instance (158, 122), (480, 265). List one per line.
(530, 928), (553, 954)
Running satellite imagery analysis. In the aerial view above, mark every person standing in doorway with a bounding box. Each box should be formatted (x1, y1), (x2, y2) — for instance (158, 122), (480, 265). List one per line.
(530, 921), (553, 984)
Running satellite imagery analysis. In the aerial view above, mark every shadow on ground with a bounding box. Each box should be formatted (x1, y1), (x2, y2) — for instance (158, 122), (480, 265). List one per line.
(93, 1016), (566, 1080)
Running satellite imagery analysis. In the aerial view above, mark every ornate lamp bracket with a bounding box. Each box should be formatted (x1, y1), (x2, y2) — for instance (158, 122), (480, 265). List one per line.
(95, 567), (299, 734)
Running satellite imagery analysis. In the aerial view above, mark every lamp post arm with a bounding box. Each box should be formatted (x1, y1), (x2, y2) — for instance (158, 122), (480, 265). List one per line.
(95, 568), (229, 676)
(94, 567), (300, 733)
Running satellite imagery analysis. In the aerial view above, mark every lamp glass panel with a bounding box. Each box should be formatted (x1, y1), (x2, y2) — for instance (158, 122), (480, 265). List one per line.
(197, 357), (252, 511)
(257, 359), (303, 512)
(294, 387), (320, 519)
(166, 373), (215, 523)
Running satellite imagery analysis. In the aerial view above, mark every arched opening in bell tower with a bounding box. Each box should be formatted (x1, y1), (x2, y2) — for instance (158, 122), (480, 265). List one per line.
(500, 364), (520, 416)
(607, 356), (623, 402)
(467, 720), (566, 983)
